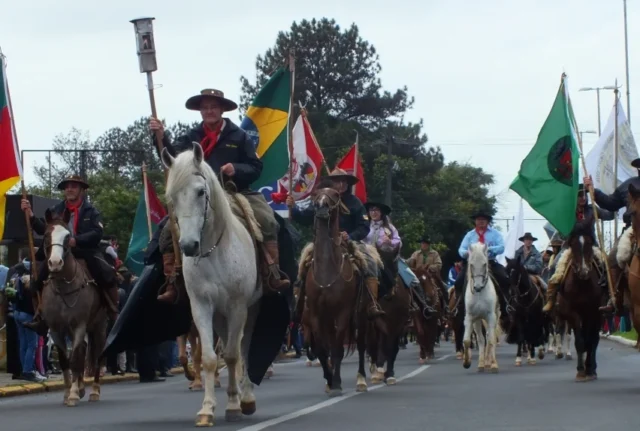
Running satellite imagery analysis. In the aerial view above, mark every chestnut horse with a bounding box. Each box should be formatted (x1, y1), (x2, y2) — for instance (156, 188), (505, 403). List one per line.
(618, 183), (640, 349)
(302, 187), (371, 396)
(554, 217), (604, 381)
(41, 209), (109, 406)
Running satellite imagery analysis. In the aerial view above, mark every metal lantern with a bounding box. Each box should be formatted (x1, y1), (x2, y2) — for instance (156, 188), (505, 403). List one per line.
(130, 17), (157, 73)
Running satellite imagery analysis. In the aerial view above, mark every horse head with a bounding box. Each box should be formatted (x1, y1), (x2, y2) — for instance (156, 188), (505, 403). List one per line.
(311, 187), (342, 222)
(467, 242), (490, 293)
(162, 143), (228, 257)
(567, 216), (595, 281)
(44, 208), (72, 273)
(413, 266), (438, 304)
(505, 256), (529, 294)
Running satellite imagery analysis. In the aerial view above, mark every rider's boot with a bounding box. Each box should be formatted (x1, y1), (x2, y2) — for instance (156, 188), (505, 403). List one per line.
(157, 253), (178, 304)
(22, 292), (49, 337)
(365, 277), (386, 319)
(263, 240), (291, 293)
(598, 267), (616, 314)
(542, 281), (558, 313)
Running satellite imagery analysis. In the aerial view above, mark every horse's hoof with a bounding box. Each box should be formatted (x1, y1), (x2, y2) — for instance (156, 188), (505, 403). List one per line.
(241, 401), (256, 416)
(225, 409), (243, 422)
(89, 393), (100, 402)
(305, 360), (312, 367)
(490, 366), (499, 373)
(313, 360), (321, 367)
(566, 354), (573, 360)
(356, 383), (368, 392)
(477, 366), (485, 373)
(528, 359), (537, 366)
(195, 414), (214, 427)
(538, 350), (545, 360)
(455, 352), (463, 360)
(327, 389), (342, 398)
(575, 371), (587, 382)
(385, 377), (397, 385)
(555, 352), (564, 359)
(418, 358), (426, 365)
(324, 384), (330, 394)
(463, 361), (471, 369)
(585, 373), (598, 381)
(66, 398), (79, 407)
(190, 382), (204, 391)
(515, 360), (522, 367)
(371, 376), (383, 384)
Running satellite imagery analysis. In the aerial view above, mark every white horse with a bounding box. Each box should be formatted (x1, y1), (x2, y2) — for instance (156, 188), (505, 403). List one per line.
(462, 242), (500, 373)
(162, 143), (263, 427)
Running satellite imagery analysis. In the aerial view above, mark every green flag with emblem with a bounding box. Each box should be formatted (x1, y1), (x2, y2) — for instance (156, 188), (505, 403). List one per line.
(510, 74), (579, 237)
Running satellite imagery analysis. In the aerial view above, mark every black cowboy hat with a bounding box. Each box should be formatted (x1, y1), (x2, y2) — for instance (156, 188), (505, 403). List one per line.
(632, 158), (640, 169)
(470, 209), (493, 222)
(364, 200), (391, 216)
(419, 235), (431, 244)
(518, 232), (538, 242)
(57, 175), (89, 191)
(185, 88), (238, 112)
(323, 168), (359, 186)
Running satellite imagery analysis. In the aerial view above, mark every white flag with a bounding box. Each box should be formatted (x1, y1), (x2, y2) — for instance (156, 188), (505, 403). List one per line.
(583, 98), (639, 194)
(498, 198), (524, 266)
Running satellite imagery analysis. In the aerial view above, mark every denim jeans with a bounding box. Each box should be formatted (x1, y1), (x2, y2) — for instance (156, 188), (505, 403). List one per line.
(13, 311), (38, 374)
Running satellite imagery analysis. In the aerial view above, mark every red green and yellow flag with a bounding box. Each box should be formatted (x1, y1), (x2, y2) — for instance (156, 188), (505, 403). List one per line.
(0, 53), (23, 240)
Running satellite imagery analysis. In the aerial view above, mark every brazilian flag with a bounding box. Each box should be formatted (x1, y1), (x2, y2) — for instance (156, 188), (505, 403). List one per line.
(241, 66), (292, 189)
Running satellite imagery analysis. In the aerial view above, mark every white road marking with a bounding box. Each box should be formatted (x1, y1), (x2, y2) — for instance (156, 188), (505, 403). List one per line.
(437, 354), (452, 361)
(236, 365), (431, 431)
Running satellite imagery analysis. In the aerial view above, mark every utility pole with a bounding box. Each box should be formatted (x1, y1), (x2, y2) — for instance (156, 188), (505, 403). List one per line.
(385, 135), (394, 207)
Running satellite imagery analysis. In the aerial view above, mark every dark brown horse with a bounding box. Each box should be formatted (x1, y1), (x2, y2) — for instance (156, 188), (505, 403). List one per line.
(505, 257), (546, 366)
(303, 187), (369, 396)
(412, 266), (443, 363)
(555, 217), (603, 381)
(367, 246), (410, 385)
(41, 209), (109, 406)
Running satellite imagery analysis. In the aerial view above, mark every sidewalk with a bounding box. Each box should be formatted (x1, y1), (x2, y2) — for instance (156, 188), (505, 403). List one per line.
(0, 350), (299, 398)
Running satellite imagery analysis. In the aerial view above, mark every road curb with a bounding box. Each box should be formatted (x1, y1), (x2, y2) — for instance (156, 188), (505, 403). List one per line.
(601, 334), (637, 348)
(0, 366), (184, 399)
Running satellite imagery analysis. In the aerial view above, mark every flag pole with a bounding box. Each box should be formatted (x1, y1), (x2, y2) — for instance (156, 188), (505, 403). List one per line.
(142, 162), (153, 239)
(129, 18), (181, 272)
(613, 82), (620, 240)
(569, 74), (617, 305)
(352, 132), (359, 196)
(1, 49), (37, 280)
(286, 50), (296, 220)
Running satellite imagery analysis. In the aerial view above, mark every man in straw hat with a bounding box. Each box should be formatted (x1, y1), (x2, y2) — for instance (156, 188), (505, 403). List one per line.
(149, 89), (290, 303)
(583, 160), (640, 313)
(19, 175), (120, 335)
(286, 168), (385, 318)
(542, 183), (615, 313)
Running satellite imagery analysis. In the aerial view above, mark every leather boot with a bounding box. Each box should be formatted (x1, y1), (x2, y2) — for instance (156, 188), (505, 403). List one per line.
(157, 253), (178, 304)
(365, 277), (386, 319)
(542, 282), (558, 313)
(264, 240), (291, 293)
(22, 293), (49, 337)
(106, 285), (120, 322)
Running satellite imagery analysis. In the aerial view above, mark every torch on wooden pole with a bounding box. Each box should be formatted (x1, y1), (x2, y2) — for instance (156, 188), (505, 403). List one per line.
(130, 17), (181, 270)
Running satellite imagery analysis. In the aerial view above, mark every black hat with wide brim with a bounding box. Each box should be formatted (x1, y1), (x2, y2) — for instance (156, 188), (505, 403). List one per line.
(470, 209), (493, 222)
(632, 158), (640, 169)
(185, 88), (238, 112)
(518, 232), (538, 242)
(322, 168), (359, 186)
(57, 175), (89, 190)
(364, 201), (391, 216)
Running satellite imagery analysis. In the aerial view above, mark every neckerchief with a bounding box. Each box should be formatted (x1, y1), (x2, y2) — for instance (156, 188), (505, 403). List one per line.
(200, 121), (224, 159)
(475, 228), (487, 244)
(65, 199), (83, 235)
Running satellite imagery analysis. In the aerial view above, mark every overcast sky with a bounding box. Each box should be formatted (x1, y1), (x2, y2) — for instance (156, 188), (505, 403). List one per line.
(1, 0), (637, 247)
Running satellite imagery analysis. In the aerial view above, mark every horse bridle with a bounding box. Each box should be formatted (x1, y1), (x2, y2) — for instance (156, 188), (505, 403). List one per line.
(43, 226), (82, 304)
(468, 261), (489, 293)
(310, 188), (353, 288)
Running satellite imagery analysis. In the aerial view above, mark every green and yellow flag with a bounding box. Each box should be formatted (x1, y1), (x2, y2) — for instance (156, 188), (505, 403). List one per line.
(240, 65), (292, 189)
(510, 74), (580, 237)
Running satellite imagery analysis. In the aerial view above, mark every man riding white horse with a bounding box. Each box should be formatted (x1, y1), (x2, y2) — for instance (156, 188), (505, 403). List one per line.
(149, 88), (290, 303)
(453, 209), (510, 329)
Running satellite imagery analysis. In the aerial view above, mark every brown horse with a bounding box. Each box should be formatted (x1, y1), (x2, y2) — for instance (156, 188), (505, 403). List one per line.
(301, 187), (370, 396)
(554, 217), (604, 381)
(41, 209), (109, 406)
(412, 266), (443, 363)
(178, 321), (203, 390)
(368, 246), (410, 384)
(619, 183), (640, 348)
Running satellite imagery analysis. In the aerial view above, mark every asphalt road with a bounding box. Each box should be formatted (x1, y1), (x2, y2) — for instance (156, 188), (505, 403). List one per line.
(2, 338), (639, 431)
